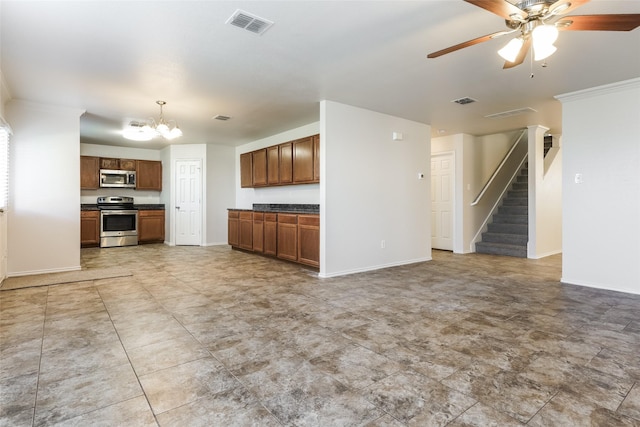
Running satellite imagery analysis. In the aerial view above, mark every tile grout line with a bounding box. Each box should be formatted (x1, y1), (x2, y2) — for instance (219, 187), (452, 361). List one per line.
(95, 283), (161, 427)
(30, 285), (50, 427)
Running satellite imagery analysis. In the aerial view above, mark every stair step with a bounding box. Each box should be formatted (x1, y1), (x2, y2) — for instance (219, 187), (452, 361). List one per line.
(508, 190), (528, 198)
(481, 232), (528, 245)
(498, 205), (527, 216)
(512, 182), (527, 191)
(493, 214), (528, 224)
(476, 242), (527, 258)
(488, 222), (528, 235)
(517, 175), (528, 183)
(503, 197), (528, 206)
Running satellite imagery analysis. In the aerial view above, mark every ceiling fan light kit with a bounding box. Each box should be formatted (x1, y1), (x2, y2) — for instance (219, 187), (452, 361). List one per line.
(428, 0), (640, 69)
(123, 100), (183, 141)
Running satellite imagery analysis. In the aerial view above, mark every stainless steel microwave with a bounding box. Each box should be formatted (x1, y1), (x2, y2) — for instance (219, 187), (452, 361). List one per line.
(100, 169), (136, 188)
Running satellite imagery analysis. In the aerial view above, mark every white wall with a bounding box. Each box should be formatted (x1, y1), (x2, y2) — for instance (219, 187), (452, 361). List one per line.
(527, 125), (562, 259)
(162, 144), (207, 246)
(206, 144), (235, 245)
(235, 122), (320, 209)
(0, 71), (10, 283)
(80, 142), (163, 204)
(320, 101), (431, 277)
(557, 78), (640, 295)
(6, 100), (85, 276)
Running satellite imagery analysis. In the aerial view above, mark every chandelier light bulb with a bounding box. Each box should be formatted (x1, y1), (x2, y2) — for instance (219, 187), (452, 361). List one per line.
(122, 100), (183, 141)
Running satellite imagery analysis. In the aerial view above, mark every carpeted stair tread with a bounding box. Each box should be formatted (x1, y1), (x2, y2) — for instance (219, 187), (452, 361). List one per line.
(476, 242), (527, 257)
(476, 161), (529, 258)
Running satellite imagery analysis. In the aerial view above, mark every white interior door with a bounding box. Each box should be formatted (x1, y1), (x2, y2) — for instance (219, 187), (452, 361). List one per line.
(175, 160), (202, 246)
(431, 153), (454, 251)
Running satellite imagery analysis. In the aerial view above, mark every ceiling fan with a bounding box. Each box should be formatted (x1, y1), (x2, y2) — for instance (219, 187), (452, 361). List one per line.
(428, 0), (640, 69)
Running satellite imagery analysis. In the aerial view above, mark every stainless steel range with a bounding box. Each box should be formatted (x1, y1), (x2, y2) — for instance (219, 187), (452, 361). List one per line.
(97, 196), (138, 248)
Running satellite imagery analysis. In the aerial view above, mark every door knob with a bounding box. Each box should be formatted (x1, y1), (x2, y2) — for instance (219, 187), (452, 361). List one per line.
(176, 206), (180, 210)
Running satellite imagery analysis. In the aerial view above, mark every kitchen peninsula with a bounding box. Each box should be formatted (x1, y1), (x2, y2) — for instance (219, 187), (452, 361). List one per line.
(228, 204), (319, 268)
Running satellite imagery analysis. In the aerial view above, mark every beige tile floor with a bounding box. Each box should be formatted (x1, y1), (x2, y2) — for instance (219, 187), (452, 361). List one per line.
(1, 245), (639, 426)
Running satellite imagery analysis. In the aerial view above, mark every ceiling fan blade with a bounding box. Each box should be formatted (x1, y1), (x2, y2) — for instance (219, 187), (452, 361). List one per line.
(548, 0), (590, 17)
(427, 31), (510, 58)
(557, 14), (640, 31)
(503, 37), (531, 69)
(464, 0), (527, 20)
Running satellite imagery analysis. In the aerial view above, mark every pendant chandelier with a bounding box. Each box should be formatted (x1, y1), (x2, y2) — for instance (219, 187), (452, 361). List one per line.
(123, 100), (183, 141)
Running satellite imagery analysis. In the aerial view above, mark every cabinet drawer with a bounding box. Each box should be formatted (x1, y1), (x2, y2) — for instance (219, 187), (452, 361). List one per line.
(264, 213), (277, 222)
(277, 214), (297, 225)
(253, 212), (264, 221)
(239, 211), (253, 220)
(228, 210), (239, 219)
(138, 210), (164, 218)
(298, 215), (319, 227)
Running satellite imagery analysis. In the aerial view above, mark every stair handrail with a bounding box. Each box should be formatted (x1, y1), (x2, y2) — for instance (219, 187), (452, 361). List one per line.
(471, 129), (527, 206)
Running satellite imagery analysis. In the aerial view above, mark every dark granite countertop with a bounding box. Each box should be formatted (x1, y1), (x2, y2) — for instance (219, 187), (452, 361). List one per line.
(228, 204), (319, 214)
(81, 204), (165, 211)
(135, 204), (165, 210)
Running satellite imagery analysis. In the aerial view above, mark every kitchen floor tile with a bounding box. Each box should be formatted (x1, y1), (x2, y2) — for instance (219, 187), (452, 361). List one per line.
(1, 245), (639, 426)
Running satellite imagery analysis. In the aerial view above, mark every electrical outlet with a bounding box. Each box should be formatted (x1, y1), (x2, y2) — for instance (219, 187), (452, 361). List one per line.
(381, 240), (385, 249)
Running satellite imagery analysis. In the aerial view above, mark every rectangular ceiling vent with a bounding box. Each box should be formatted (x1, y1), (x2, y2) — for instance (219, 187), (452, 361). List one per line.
(452, 97), (477, 105)
(485, 107), (537, 119)
(213, 115), (231, 121)
(226, 9), (274, 35)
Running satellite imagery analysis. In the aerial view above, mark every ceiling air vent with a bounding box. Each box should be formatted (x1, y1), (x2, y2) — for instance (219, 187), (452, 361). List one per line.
(485, 107), (537, 119)
(226, 9), (274, 35)
(452, 97), (477, 105)
(213, 115), (231, 121)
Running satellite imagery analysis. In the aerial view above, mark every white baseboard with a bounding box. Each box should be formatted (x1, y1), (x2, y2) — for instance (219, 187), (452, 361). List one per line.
(561, 277), (640, 296)
(319, 257), (431, 279)
(8, 265), (82, 278)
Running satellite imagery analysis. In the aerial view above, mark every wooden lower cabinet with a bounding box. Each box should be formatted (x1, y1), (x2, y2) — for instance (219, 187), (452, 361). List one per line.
(138, 210), (165, 244)
(297, 215), (320, 267)
(228, 210), (239, 247)
(264, 213), (277, 256)
(228, 210), (319, 268)
(277, 214), (298, 262)
(252, 212), (264, 252)
(80, 210), (100, 247)
(238, 211), (253, 250)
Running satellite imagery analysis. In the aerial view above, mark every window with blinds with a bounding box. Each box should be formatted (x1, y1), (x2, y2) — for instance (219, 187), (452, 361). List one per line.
(0, 123), (10, 211)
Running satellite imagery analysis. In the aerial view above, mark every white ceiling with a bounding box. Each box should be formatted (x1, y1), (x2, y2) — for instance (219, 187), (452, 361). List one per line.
(1, 1), (639, 149)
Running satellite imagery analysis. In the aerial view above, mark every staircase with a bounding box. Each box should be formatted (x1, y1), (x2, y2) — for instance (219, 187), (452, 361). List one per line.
(476, 163), (528, 258)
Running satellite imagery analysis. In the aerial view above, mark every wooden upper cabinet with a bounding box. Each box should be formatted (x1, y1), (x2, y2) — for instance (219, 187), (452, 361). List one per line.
(119, 159), (136, 170)
(279, 142), (293, 184)
(267, 146), (280, 185)
(237, 134), (319, 188)
(80, 156), (99, 190)
(240, 152), (253, 188)
(293, 136), (314, 183)
(100, 157), (119, 170)
(313, 134), (320, 182)
(136, 160), (162, 191)
(252, 149), (267, 187)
